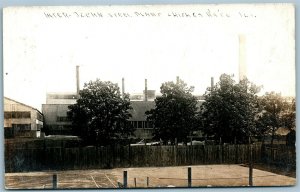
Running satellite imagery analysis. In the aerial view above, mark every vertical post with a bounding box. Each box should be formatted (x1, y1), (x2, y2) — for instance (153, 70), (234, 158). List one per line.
(249, 137), (253, 186)
(144, 79), (148, 101)
(176, 76), (180, 84)
(239, 35), (247, 81)
(188, 167), (192, 188)
(123, 171), (127, 188)
(219, 143), (223, 164)
(122, 77), (125, 98)
(76, 65), (80, 96)
(134, 178), (137, 188)
(235, 140), (238, 164)
(174, 139), (177, 165)
(211, 77), (214, 90)
(147, 177), (149, 187)
(52, 174), (57, 189)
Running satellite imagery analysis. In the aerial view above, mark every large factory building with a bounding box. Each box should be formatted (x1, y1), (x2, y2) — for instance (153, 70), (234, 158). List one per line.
(41, 66), (159, 138)
(41, 66), (205, 139)
(4, 97), (43, 138)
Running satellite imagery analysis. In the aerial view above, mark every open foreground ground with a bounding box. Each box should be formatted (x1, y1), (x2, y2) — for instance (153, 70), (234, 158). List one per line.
(5, 164), (296, 189)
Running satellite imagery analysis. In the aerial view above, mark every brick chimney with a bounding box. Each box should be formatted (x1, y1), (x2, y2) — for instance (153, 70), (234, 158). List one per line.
(76, 65), (80, 96)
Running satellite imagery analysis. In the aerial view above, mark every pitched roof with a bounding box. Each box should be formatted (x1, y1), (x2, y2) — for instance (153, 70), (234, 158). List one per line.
(4, 97), (43, 115)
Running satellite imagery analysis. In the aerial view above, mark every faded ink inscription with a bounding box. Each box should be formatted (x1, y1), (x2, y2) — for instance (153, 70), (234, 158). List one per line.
(44, 9), (256, 19)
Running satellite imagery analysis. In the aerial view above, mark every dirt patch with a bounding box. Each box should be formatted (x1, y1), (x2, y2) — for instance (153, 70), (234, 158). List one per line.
(246, 163), (296, 178)
(5, 165), (296, 189)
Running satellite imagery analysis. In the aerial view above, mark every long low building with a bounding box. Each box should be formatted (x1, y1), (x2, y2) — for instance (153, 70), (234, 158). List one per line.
(4, 97), (43, 138)
(42, 93), (156, 138)
(41, 66), (204, 139)
(42, 92), (204, 139)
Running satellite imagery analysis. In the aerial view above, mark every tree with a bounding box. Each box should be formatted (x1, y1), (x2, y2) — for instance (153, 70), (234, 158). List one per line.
(257, 92), (294, 145)
(281, 98), (296, 130)
(200, 74), (261, 144)
(67, 79), (133, 146)
(145, 79), (199, 144)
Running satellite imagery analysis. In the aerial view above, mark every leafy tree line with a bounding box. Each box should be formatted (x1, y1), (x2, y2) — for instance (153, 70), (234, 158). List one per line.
(67, 75), (295, 146)
(67, 79), (134, 146)
(200, 74), (261, 144)
(145, 79), (199, 144)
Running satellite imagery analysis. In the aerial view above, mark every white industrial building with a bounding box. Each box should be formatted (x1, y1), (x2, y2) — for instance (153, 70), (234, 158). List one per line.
(4, 97), (43, 138)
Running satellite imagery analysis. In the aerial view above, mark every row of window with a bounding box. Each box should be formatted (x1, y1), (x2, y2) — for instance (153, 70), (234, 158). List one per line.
(48, 94), (77, 99)
(57, 116), (71, 122)
(4, 111), (31, 119)
(12, 124), (31, 131)
(54, 117), (154, 130)
(130, 121), (154, 129)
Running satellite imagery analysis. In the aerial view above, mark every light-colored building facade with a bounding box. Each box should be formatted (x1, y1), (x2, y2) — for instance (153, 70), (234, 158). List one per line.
(4, 97), (43, 138)
(42, 93), (156, 137)
(41, 66), (205, 139)
(42, 93), (77, 135)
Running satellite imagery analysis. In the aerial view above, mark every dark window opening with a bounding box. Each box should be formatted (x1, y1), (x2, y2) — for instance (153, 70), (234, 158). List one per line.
(57, 116), (71, 122)
(4, 111), (31, 119)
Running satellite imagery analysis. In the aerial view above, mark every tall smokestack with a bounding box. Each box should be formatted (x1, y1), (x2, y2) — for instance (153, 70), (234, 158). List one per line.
(176, 76), (179, 84)
(144, 79), (148, 101)
(239, 35), (247, 81)
(76, 65), (80, 96)
(122, 77), (125, 98)
(211, 77), (214, 90)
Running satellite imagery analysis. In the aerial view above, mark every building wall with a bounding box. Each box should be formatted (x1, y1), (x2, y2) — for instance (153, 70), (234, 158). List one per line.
(4, 97), (43, 138)
(46, 93), (77, 105)
(129, 101), (155, 139)
(42, 93), (77, 135)
(42, 104), (73, 135)
(42, 94), (203, 139)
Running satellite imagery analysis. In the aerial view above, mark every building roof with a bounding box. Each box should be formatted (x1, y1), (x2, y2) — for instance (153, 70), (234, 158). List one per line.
(129, 100), (204, 121)
(46, 92), (78, 100)
(275, 127), (294, 136)
(4, 97), (43, 115)
(129, 101), (155, 121)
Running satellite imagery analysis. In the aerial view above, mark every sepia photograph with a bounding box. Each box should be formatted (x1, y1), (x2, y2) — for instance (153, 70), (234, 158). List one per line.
(3, 3), (296, 189)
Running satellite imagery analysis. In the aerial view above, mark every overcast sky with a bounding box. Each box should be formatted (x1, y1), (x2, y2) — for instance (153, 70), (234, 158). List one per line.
(3, 4), (295, 110)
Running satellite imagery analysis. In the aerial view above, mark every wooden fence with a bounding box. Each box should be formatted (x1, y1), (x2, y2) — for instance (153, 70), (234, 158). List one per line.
(261, 145), (296, 168)
(4, 144), (294, 173)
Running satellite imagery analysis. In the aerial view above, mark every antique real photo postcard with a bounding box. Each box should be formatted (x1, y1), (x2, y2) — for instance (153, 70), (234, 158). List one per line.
(3, 4), (295, 189)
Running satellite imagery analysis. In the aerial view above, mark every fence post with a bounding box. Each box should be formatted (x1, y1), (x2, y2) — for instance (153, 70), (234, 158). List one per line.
(188, 167), (192, 187)
(134, 178), (137, 187)
(219, 144), (223, 164)
(52, 174), (57, 189)
(248, 139), (253, 186)
(235, 144), (238, 164)
(128, 144), (131, 167)
(123, 171), (127, 188)
(147, 177), (149, 187)
(174, 145), (177, 165)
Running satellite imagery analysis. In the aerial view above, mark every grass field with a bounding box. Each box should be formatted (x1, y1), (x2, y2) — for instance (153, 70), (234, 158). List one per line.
(5, 164), (296, 189)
